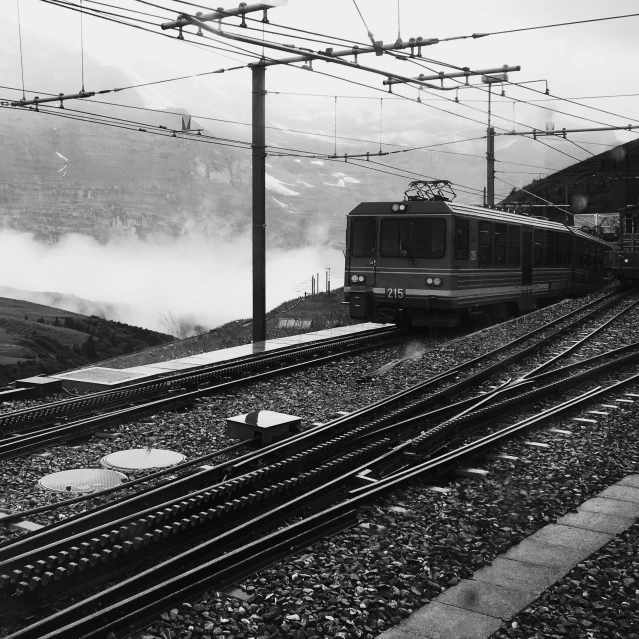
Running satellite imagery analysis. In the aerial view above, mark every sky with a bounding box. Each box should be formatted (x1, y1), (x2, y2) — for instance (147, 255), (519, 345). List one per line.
(3, 0), (639, 142)
(2, 1), (639, 332)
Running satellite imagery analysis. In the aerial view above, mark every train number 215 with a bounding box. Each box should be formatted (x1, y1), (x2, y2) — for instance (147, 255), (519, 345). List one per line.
(386, 288), (405, 299)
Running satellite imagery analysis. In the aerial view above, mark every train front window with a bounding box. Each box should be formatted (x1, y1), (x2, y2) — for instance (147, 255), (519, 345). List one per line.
(351, 217), (377, 257)
(380, 218), (446, 258)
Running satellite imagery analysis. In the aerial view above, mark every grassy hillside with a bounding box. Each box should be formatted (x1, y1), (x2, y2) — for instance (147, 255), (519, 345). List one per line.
(501, 138), (639, 221)
(87, 289), (356, 370)
(0, 297), (173, 386)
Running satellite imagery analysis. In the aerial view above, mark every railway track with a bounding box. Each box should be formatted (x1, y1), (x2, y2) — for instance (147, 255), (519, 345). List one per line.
(0, 325), (404, 460)
(3, 289), (639, 638)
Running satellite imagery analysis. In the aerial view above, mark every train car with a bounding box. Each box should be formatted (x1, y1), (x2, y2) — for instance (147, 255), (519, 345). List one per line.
(612, 204), (639, 283)
(344, 183), (611, 327)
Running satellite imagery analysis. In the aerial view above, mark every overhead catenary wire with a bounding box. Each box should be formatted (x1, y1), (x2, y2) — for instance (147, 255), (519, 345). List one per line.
(157, 0), (639, 135)
(39, 0), (554, 138)
(487, 12), (639, 37)
(27, 1), (613, 195)
(3, 80), (499, 163)
(16, 0), (26, 100)
(39, 0), (261, 64)
(79, 0), (85, 91)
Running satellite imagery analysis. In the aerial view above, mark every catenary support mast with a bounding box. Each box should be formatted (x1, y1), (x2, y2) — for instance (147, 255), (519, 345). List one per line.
(252, 63), (267, 342)
(161, 7), (519, 341)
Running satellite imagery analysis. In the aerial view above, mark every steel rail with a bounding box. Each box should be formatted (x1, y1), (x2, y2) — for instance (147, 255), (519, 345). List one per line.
(7, 372), (638, 639)
(0, 329), (406, 459)
(0, 291), (628, 616)
(0, 325), (402, 434)
(0, 292), (625, 561)
(0, 292), (631, 610)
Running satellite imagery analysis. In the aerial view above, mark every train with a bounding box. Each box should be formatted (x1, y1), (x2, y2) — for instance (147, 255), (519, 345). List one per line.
(343, 181), (612, 328)
(611, 204), (639, 283)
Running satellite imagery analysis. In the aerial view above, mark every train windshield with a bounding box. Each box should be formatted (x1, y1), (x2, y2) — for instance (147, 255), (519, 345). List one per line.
(380, 218), (446, 258)
(351, 217), (377, 257)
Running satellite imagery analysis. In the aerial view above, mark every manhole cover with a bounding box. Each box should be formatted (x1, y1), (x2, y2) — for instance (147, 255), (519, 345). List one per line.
(100, 449), (186, 471)
(39, 469), (127, 493)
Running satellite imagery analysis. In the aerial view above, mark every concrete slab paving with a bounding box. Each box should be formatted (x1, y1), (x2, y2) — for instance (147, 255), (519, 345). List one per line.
(526, 524), (612, 552)
(381, 602), (503, 639)
(557, 510), (636, 535)
(377, 475), (639, 639)
(597, 484), (639, 503)
(501, 539), (585, 571)
(618, 474), (639, 488)
(471, 557), (562, 594)
(437, 579), (534, 619)
(578, 496), (639, 518)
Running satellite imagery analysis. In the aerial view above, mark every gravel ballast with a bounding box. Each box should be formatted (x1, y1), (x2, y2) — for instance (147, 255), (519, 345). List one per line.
(1, 288), (638, 639)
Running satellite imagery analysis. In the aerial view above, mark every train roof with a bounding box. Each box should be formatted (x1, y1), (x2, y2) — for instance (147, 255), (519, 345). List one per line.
(349, 200), (612, 248)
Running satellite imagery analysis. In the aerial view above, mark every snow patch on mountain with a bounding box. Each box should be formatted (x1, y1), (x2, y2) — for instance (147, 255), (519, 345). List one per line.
(272, 197), (292, 210)
(323, 172), (362, 188)
(266, 174), (300, 196)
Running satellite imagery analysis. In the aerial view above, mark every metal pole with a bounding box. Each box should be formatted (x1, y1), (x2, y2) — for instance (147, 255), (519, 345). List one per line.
(252, 64), (266, 343)
(486, 83), (495, 208)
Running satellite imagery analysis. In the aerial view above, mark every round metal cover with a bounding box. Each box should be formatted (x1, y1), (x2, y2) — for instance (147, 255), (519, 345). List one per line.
(38, 469), (127, 493)
(100, 448), (185, 471)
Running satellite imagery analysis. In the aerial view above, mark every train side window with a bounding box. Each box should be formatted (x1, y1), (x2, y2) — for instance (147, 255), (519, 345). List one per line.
(478, 221), (493, 267)
(563, 234), (572, 266)
(533, 230), (544, 267)
(553, 232), (562, 266)
(454, 218), (469, 259)
(351, 217), (377, 257)
(494, 223), (507, 266)
(507, 225), (521, 267)
(544, 231), (554, 266)
(596, 246), (603, 272)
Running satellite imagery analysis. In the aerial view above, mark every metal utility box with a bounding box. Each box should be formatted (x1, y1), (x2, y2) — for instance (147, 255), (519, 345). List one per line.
(226, 410), (301, 445)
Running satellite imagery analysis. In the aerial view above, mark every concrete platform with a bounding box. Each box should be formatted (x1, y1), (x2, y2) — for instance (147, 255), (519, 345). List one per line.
(377, 475), (639, 639)
(36, 322), (386, 391)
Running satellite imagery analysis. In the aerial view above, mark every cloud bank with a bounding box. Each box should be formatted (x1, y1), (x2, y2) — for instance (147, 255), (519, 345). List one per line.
(0, 230), (344, 336)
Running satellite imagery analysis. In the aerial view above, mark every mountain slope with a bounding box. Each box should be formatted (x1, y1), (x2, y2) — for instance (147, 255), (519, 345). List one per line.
(500, 138), (639, 220)
(0, 298), (172, 386)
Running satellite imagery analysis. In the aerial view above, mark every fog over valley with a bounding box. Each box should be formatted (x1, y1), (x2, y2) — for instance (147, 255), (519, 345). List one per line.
(1, 1), (635, 333)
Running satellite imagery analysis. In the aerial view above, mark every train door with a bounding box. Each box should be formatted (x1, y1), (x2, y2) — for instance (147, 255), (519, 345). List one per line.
(521, 228), (533, 308)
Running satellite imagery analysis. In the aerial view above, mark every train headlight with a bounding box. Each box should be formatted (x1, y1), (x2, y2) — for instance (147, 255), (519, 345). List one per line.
(358, 275), (365, 282)
(350, 275), (359, 283)
(426, 277), (433, 285)
(433, 277), (442, 286)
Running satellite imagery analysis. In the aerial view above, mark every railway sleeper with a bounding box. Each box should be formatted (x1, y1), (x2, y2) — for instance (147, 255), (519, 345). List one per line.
(7, 312), (605, 576)
(1, 440), (387, 611)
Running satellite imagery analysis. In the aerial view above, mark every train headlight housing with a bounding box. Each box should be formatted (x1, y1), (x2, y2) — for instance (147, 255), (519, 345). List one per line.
(350, 274), (366, 283)
(391, 203), (407, 212)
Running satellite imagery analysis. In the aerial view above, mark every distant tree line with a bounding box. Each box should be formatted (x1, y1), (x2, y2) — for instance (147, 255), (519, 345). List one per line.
(0, 315), (173, 387)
